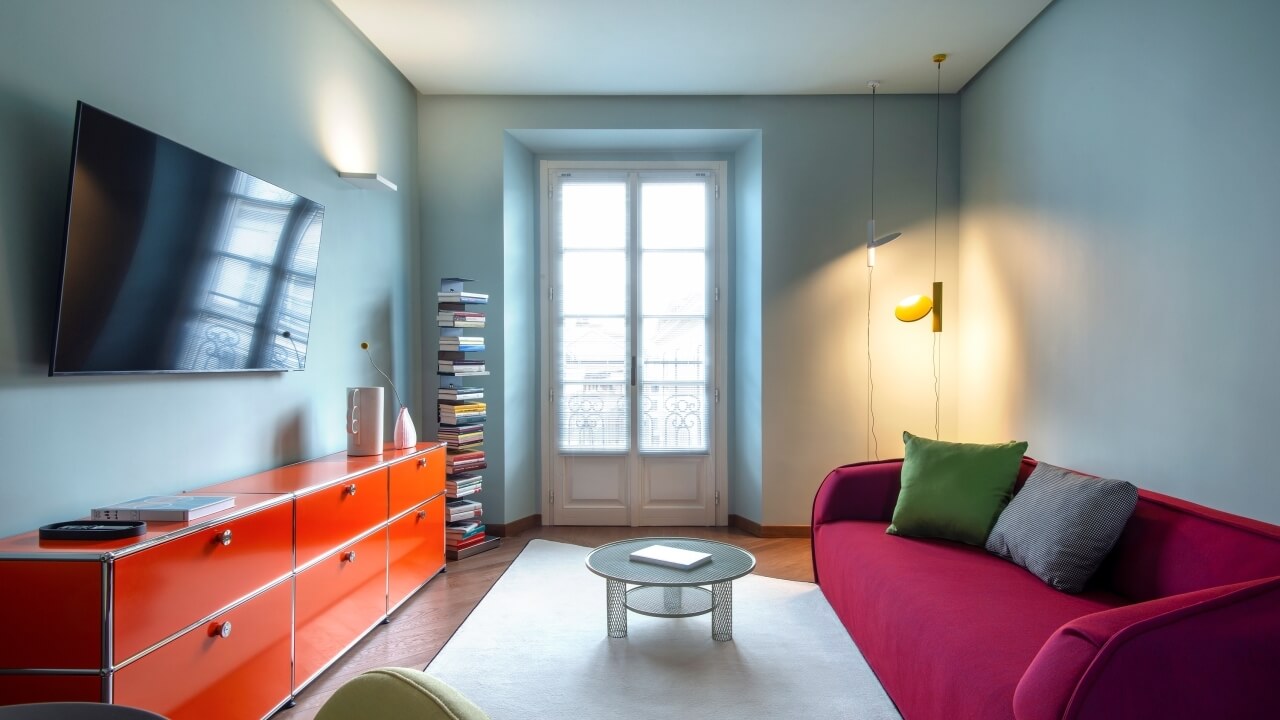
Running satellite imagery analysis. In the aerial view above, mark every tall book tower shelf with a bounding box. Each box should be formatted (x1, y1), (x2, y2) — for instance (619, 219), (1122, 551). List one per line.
(438, 278), (500, 560)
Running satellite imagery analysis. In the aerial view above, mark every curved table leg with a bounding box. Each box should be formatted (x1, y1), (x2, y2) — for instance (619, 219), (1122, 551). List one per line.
(712, 581), (733, 641)
(606, 579), (628, 638)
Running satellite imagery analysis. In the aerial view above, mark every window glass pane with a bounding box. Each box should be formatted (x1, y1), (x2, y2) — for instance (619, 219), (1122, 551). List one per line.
(560, 182), (626, 250)
(560, 251), (626, 315)
(641, 182), (706, 250)
(641, 252), (705, 316)
(560, 317), (626, 384)
(640, 383), (708, 452)
(559, 383), (628, 451)
(641, 318), (706, 383)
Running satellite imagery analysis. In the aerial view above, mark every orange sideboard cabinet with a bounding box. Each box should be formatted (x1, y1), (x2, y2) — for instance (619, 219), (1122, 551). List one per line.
(0, 442), (446, 719)
(0, 493), (294, 717)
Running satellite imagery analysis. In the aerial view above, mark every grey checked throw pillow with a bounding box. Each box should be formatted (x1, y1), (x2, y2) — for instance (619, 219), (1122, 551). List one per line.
(985, 462), (1138, 593)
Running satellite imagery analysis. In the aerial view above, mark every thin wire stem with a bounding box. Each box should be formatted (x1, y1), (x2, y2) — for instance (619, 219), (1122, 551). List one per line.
(867, 266), (879, 460)
(932, 60), (942, 440)
(364, 347), (405, 409)
(871, 85), (877, 220)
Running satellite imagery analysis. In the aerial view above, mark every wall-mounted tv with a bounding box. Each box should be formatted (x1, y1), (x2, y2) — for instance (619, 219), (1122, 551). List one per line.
(49, 102), (325, 375)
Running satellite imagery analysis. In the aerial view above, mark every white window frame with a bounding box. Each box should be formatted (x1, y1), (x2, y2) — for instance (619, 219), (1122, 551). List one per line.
(538, 159), (729, 525)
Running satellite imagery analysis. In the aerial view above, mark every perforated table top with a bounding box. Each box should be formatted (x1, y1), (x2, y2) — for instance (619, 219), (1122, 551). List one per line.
(585, 537), (756, 587)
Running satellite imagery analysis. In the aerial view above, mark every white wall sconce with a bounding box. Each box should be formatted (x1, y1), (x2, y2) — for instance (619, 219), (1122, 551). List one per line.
(338, 171), (398, 191)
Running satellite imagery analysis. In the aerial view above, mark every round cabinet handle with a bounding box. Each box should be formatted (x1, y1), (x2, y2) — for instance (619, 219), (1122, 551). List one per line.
(417, 510), (427, 521)
(417, 458), (427, 468)
(217, 529), (233, 546)
(216, 621), (232, 639)
(345, 483), (358, 497)
(343, 550), (357, 563)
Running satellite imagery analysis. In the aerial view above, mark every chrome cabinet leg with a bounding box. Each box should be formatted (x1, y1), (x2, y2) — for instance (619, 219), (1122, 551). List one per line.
(607, 579), (627, 638)
(712, 581), (733, 641)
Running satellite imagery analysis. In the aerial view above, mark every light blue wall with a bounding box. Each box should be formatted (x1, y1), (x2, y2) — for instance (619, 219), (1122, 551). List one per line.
(419, 95), (958, 525)
(501, 134), (539, 521)
(0, 0), (420, 537)
(731, 134), (763, 521)
(959, 0), (1280, 521)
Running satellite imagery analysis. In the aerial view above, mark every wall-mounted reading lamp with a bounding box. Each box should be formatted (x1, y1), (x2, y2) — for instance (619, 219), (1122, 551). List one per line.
(338, 171), (398, 191)
(894, 281), (942, 332)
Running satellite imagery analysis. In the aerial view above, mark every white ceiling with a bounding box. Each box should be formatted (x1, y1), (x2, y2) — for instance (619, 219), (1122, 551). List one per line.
(332, 0), (1052, 95)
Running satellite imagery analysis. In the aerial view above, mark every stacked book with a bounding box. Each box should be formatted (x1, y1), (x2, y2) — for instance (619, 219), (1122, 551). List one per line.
(438, 423), (483, 450)
(446, 448), (486, 475)
(439, 400), (486, 425)
(439, 335), (485, 353)
(438, 278), (499, 561)
(438, 358), (486, 374)
(439, 289), (489, 305)
(446, 520), (487, 554)
(439, 385), (484, 401)
(446, 498), (483, 522)
(447, 472), (483, 498)
(437, 310), (486, 328)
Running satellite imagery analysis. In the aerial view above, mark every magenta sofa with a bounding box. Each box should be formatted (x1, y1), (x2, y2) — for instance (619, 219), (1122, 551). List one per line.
(812, 457), (1280, 720)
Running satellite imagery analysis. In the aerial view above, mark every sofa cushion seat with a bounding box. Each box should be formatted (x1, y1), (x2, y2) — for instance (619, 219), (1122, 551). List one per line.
(815, 520), (1128, 720)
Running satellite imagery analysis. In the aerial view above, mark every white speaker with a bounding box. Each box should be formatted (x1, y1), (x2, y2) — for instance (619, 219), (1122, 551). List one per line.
(346, 386), (384, 456)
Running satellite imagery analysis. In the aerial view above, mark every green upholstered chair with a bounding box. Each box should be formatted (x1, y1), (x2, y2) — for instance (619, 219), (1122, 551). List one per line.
(315, 668), (489, 720)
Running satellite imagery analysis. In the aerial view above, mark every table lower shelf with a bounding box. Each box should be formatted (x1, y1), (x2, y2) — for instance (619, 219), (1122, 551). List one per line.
(624, 584), (714, 618)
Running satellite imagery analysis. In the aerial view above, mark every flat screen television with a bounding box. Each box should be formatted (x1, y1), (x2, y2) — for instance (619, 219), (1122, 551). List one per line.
(49, 102), (325, 375)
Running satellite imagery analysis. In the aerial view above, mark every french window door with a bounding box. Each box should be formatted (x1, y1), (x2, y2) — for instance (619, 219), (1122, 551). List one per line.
(541, 163), (724, 526)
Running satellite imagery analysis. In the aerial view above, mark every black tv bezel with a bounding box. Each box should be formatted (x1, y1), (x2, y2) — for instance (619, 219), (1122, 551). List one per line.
(48, 101), (324, 377)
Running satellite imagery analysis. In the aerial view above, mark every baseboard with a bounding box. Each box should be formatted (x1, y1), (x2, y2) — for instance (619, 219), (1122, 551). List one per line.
(729, 514), (809, 538)
(729, 513), (763, 536)
(489, 514), (542, 537)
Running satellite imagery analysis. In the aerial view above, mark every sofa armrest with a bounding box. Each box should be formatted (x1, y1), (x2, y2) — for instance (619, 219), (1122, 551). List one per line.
(811, 460), (903, 529)
(1014, 575), (1280, 720)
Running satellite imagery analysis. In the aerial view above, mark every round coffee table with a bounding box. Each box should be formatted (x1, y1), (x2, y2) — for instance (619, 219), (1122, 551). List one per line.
(585, 537), (756, 641)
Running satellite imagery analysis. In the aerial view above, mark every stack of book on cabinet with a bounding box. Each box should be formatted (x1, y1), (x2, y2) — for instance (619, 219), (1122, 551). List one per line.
(438, 277), (500, 561)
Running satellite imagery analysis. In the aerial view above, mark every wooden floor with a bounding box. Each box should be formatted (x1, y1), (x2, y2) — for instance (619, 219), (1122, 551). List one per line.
(276, 525), (812, 719)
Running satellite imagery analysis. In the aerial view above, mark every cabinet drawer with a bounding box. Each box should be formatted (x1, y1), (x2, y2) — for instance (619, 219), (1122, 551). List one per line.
(294, 531), (387, 689)
(113, 501), (292, 665)
(296, 469), (388, 567)
(0, 560), (102, 670)
(114, 579), (292, 720)
(389, 448), (445, 517)
(388, 496), (445, 612)
(0, 674), (101, 705)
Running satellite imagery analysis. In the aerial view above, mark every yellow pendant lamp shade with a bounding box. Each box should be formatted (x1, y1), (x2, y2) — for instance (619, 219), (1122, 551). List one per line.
(894, 294), (933, 322)
(894, 281), (943, 332)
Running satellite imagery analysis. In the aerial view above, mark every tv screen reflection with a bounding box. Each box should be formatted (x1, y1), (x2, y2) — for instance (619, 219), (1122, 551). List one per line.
(51, 104), (324, 374)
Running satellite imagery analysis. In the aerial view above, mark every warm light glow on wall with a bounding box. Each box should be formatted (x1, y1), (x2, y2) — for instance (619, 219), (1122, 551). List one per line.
(956, 211), (1027, 443)
(315, 71), (377, 176)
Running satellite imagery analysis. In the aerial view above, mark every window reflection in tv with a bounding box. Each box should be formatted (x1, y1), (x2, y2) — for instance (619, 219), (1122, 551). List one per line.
(50, 103), (324, 374)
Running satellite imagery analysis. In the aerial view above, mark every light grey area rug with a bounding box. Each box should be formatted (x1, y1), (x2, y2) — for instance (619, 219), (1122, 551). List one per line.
(426, 539), (900, 719)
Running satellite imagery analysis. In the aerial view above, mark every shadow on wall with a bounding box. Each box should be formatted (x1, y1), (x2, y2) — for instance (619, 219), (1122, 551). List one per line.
(0, 87), (78, 378)
(274, 408), (306, 464)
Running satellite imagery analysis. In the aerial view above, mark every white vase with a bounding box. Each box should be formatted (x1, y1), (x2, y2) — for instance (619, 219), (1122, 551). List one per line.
(346, 386), (384, 456)
(393, 405), (417, 449)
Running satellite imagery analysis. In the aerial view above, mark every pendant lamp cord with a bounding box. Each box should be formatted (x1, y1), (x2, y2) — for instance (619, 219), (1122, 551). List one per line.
(867, 83), (880, 460)
(867, 265), (879, 461)
(932, 59), (942, 440)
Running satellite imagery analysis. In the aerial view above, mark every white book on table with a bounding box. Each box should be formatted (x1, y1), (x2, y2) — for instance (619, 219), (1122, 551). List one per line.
(628, 544), (712, 570)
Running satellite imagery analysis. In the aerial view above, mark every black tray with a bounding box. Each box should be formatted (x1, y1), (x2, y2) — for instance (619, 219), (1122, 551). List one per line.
(40, 520), (147, 541)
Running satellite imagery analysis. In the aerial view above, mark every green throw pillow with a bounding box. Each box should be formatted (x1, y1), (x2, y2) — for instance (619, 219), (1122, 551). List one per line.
(887, 432), (1028, 546)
